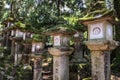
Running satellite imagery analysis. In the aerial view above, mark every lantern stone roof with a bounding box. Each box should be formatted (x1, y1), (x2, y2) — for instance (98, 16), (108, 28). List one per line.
(78, 0), (116, 25)
(78, 9), (116, 26)
(46, 24), (75, 36)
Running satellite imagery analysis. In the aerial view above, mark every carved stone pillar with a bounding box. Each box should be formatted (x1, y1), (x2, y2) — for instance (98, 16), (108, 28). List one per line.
(86, 40), (117, 80)
(48, 48), (73, 80)
(14, 42), (22, 65)
(73, 32), (84, 62)
(11, 40), (15, 56)
(31, 56), (42, 80)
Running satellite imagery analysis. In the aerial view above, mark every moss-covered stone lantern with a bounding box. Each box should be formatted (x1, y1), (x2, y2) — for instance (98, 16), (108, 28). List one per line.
(10, 29), (24, 43)
(30, 34), (45, 80)
(72, 31), (85, 62)
(31, 34), (45, 54)
(49, 27), (75, 48)
(80, 15), (118, 80)
(47, 26), (74, 80)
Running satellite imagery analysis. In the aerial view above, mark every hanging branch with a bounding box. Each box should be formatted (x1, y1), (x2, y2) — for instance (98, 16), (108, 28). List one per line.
(57, 0), (61, 16)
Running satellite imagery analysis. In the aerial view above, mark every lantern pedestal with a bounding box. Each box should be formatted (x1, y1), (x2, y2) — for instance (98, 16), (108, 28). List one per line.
(14, 42), (22, 65)
(72, 32), (84, 62)
(31, 55), (42, 80)
(48, 47), (73, 80)
(86, 40), (117, 80)
(11, 40), (15, 56)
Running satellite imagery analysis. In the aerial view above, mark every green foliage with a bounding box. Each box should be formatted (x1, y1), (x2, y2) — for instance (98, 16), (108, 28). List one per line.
(79, 9), (114, 21)
(111, 58), (120, 73)
(111, 47), (120, 73)
(78, 63), (91, 78)
(83, 77), (92, 80)
(32, 34), (46, 42)
(0, 46), (5, 53)
(69, 62), (91, 79)
(64, 16), (86, 32)
(1, 0), (120, 79)
(15, 21), (26, 29)
(0, 0), (87, 32)
(0, 53), (32, 80)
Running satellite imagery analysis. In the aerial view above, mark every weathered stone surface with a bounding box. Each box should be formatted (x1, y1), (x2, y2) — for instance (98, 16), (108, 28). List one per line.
(86, 40), (117, 80)
(33, 58), (42, 80)
(86, 40), (117, 51)
(48, 47), (73, 57)
(91, 51), (110, 80)
(48, 47), (73, 80)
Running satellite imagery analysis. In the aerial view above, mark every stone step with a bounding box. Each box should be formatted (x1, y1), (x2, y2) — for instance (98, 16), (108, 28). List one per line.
(42, 71), (52, 75)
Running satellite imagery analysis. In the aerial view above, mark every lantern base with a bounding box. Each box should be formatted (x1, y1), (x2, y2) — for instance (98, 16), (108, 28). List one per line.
(85, 40), (118, 51)
(48, 47), (74, 80)
(48, 47), (74, 57)
(85, 40), (118, 80)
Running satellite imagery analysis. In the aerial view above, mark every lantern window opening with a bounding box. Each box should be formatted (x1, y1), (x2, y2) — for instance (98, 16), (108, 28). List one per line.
(26, 32), (31, 38)
(30, 33), (34, 38)
(23, 32), (26, 40)
(53, 35), (61, 47)
(15, 30), (24, 37)
(32, 42), (44, 53)
(11, 30), (15, 36)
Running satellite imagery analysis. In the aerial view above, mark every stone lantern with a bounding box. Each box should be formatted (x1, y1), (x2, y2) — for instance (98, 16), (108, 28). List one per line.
(10, 29), (24, 65)
(10, 29), (24, 41)
(81, 16), (118, 80)
(32, 41), (44, 54)
(48, 28), (74, 80)
(72, 32), (85, 62)
(15, 29), (24, 38)
(31, 40), (45, 80)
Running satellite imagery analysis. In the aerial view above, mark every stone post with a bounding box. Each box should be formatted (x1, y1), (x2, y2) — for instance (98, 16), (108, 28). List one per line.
(48, 48), (73, 80)
(11, 40), (15, 56)
(14, 42), (18, 65)
(73, 32), (84, 62)
(86, 40), (117, 80)
(48, 29), (74, 80)
(32, 56), (42, 80)
(14, 42), (22, 65)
